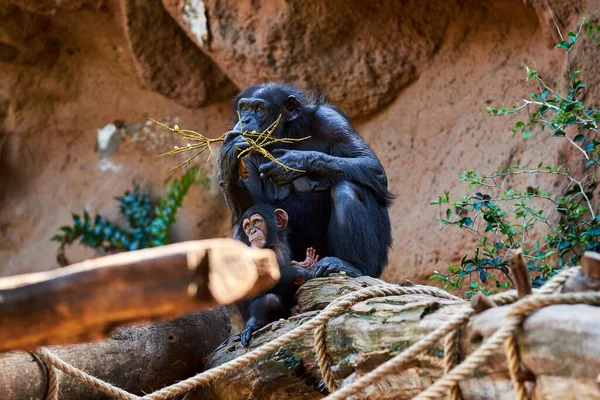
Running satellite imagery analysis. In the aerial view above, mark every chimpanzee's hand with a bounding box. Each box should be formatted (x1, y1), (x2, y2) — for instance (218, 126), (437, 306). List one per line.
(222, 130), (251, 157)
(291, 247), (320, 270)
(258, 149), (307, 185)
(311, 257), (363, 278)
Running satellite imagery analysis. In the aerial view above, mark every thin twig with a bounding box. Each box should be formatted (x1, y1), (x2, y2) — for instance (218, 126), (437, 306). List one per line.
(152, 115), (311, 172)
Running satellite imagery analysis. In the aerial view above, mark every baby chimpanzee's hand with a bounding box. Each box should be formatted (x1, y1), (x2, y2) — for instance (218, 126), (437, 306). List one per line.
(291, 247), (320, 270)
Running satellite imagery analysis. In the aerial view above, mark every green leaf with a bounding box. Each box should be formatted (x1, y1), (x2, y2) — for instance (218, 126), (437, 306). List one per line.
(564, 102), (577, 112)
(479, 269), (487, 283)
(555, 41), (572, 50)
(585, 140), (598, 152)
(72, 213), (82, 229)
(523, 130), (532, 139)
(60, 226), (74, 235)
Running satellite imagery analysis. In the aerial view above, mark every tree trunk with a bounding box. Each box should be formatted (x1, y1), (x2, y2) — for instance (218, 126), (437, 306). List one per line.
(0, 308), (230, 400)
(187, 275), (600, 400)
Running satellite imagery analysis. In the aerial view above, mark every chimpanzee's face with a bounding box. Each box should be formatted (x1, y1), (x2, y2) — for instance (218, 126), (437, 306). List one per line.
(238, 206), (289, 249)
(237, 97), (274, 134)
(242, 213), (268, 248)
(234, 85), (302, 134)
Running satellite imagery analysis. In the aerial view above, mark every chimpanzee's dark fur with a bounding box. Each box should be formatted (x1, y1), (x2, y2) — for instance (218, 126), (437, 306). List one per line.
(235, 204), (311, 346)
(218, 82), (392, 280)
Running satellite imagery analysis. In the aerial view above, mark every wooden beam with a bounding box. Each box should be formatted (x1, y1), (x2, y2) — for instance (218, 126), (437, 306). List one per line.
(470, 292), (497, 314)
(0, 239), (279, 352)
(562, 252), (600, 293)
(508, 249), (533, 299)
(196, 276), (600, 400)
(0, 309), (230, 400)
(582, 251), (600, 280)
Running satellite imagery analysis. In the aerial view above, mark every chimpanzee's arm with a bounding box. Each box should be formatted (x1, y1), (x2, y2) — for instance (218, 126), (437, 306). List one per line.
(217, 131), (255, 222)
(258, 106), (389, 200)
(260, 146), (388, 201)
(304, 146), (387, 199)
(238, 293), (286, 346)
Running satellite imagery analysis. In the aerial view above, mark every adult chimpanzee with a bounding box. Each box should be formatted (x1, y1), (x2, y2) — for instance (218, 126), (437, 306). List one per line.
(218, 83), (392, 279)
(236, 203), (318, 346)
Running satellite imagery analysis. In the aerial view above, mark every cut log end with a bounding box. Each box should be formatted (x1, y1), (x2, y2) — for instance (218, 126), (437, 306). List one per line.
(0, 239), (278, 352)
(562, 252), (600, 293)
(471, 292), (497, 314)
(509, 249), (533, 298)
(582, 252), (600, 280)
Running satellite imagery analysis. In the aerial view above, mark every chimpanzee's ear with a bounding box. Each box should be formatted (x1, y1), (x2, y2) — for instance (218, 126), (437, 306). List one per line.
(284, 95), (301, 121)
(274, 208), (289, 230)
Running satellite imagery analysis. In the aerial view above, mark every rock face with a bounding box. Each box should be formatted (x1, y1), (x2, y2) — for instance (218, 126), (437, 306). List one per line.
(163, 0), (453, 118)
(121, 0), (238, 107)
(2, 0), (600, 285)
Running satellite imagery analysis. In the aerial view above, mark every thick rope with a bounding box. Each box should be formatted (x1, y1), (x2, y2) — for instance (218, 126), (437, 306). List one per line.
(504, 325), (528, 400)
(315, 300), (440, 393)
(498, 267), (578, 400)
(32, 350), (59, 400)
(415, 291), (600, 400)
(35, 284), (459, 400)
(443, 329), (462, 400)
(32, 268), (581, 400)
(35, 348), (139, 400)
(140, 284), (460, 400)
(413, 268), (587, 400)
(324, 309), (474, 400)
(324, 267), (579, 400)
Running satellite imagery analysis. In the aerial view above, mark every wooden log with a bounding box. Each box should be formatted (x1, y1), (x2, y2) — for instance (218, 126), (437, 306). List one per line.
(0, 308), (230, 400)
(0, 239), (278, 352)
(562, 252), (600, 293)
(582, 251), (600, 280)
(470, 292), (497, 314)
(185, 276), (600, 400)
(509, 249), (532, 298)
(462, 303), (600, 399)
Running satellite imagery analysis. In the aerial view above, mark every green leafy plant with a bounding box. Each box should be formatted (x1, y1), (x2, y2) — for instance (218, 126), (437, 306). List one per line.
(430, 13), (600, 297)
(52, 166), (205, 265)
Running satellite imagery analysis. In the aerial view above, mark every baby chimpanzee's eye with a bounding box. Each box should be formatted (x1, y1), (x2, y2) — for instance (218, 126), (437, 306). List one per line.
(256, 106), (263, 112)
(240, 104), (248, 112)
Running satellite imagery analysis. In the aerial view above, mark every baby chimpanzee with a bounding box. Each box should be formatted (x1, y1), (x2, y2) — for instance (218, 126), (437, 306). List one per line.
(235, 203), (319, 346)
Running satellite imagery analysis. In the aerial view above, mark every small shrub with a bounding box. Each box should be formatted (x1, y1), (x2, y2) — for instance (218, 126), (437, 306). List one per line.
(430, 14), (600, 297)
(52, 166), (205, 265)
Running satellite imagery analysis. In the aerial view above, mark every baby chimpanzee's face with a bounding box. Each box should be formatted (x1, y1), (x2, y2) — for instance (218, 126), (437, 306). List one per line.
(243, 213), (267, 248)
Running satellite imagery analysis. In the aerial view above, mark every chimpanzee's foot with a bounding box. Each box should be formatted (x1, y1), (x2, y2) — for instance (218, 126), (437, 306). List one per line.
(290, 305), (302, 316)
(240, 317), (263, 347)
(311, 257), (363, 278)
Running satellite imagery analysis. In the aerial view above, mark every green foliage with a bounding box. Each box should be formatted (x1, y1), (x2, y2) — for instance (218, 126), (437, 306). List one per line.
(52, 166), (205, 258)
(431, 15), (600, 297)
(584, 19), (600, 47)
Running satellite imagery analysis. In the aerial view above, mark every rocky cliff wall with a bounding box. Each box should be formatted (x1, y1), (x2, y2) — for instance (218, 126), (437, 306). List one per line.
(1, 0), (599, 284)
